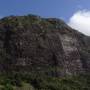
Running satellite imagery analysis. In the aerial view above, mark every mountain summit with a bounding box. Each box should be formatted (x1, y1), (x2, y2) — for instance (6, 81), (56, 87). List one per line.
(0, 15), (90, 77)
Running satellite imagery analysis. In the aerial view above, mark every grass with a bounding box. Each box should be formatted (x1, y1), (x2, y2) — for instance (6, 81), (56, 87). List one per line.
(13, 83), (34, 90)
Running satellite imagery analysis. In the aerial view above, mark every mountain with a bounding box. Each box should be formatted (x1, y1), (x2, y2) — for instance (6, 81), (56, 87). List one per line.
(0, 15), (90, 90)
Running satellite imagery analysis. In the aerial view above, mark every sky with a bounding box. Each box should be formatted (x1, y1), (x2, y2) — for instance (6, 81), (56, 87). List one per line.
(0, 0), (90, 36)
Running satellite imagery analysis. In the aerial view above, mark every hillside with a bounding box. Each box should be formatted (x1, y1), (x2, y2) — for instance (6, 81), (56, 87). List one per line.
(0, 15), (90, 90)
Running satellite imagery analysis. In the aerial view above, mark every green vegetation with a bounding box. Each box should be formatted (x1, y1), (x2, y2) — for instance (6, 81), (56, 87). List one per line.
(0, 73), (89, 90)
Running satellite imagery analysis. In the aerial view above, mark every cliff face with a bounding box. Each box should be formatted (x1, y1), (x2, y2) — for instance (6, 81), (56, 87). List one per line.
(0, 15), (90, 76)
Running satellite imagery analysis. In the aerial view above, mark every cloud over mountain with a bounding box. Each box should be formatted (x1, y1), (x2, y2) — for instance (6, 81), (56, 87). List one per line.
(68, 10), (90, 36)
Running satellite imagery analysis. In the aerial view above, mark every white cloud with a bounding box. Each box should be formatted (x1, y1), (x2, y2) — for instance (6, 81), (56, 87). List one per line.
(68, 10), (90, 36)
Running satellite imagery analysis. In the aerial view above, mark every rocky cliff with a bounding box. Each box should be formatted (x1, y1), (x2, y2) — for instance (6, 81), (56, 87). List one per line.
(0, 15), (90, 77)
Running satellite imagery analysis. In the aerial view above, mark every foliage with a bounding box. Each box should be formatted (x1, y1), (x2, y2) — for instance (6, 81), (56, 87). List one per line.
(0, 72), (89, 90)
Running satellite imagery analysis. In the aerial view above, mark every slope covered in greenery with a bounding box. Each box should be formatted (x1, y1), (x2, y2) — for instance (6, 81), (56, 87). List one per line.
(0, 72), (90, 90)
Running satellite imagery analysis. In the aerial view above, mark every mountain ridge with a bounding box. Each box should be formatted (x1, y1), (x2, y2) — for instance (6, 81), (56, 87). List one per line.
(0, 14), (90, 90)
(0, 14), (90, 76)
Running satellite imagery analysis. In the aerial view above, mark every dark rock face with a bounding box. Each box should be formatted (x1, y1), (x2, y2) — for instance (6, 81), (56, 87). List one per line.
(0, 15), (90, 76)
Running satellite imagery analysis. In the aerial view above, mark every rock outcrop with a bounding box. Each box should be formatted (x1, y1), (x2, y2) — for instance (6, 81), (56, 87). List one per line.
(0, 15), (90, 76)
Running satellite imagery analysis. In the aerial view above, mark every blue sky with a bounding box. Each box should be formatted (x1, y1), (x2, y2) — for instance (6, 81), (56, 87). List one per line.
(0, 0), (90, 35)
(0, 0), (90, 21)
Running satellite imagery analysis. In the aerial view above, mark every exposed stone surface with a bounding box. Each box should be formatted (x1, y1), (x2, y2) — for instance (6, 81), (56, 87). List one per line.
(0, 15), (90, 76)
